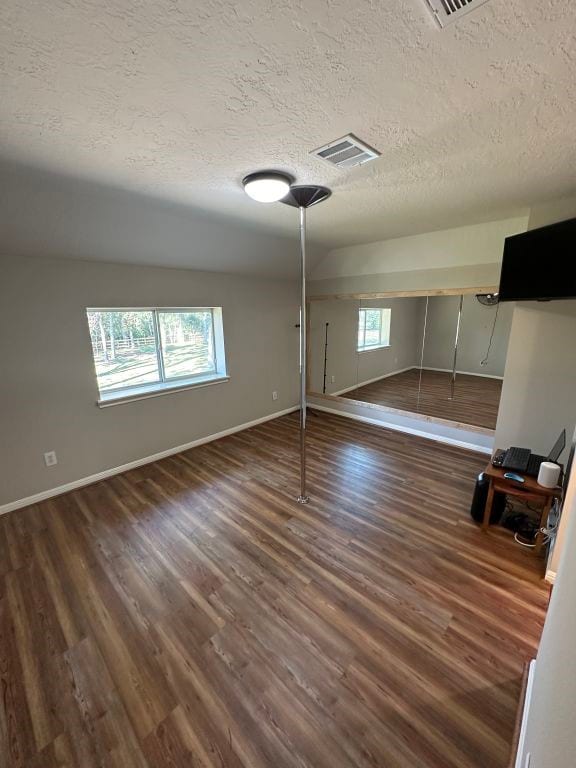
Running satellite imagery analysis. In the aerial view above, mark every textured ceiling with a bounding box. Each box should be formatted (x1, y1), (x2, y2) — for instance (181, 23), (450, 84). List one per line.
(1, 0), (576, 254)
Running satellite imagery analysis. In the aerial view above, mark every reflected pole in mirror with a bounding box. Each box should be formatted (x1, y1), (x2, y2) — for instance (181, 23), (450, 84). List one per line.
(322, 322), (329, 394)
(417, 296), (429, 412)
(450, 295), (464, 400)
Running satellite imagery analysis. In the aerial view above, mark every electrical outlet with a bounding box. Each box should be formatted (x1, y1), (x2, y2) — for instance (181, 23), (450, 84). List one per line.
(272, 391), (278, 401)
(331, 375), (336, 384)
(44, 451), (58, 467)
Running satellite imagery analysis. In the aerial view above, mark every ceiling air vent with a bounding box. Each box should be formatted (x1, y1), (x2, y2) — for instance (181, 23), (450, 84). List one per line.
(311, 134), (380, 169)
(424, 0), (492, 27)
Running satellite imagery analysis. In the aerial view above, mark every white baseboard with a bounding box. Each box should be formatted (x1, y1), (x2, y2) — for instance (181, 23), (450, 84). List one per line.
(331, 366), (414, 396)
(515, 659), (536, 768)
(422, 366), (504, 381)
(545, 569), (556, 585)
(0, 406), (299, 516)
(310, 402), (492, 454)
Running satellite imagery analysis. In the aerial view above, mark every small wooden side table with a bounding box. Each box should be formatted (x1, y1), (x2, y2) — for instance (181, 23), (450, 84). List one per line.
(483, 456), (562, 555)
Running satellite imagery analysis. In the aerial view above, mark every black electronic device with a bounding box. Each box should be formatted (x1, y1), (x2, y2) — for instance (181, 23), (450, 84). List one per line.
(499, 217), (576, 302)
(491, 449), (505, 468)
(470, 472), (506, 524)
(501, 430), (566, 477)
(502, 447), (531, 472)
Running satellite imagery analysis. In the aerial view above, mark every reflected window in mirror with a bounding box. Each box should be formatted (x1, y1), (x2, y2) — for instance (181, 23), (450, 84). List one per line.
(357, 308), (391, 352)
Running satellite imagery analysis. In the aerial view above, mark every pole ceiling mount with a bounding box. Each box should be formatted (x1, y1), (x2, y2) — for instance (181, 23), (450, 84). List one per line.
(280, 185), (332, 209)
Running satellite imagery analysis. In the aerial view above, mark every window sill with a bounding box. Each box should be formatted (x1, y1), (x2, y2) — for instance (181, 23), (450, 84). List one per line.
(97, 374), (230, 408)
(357, 344), (391, 353)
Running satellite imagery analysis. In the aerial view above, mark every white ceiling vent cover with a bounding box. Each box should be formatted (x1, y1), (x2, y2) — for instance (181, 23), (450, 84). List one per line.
(311, 134), (380, 169)
(424, 0), (492, 27)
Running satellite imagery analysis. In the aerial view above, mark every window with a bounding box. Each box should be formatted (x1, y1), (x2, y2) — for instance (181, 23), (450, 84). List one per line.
(86, 307), (227, 404)
(357, 307), (391, 351)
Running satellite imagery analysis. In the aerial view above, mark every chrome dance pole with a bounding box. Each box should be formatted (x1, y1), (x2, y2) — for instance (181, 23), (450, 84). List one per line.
(450, 295), (464, 400)
(297, 205), (309, 503)
(280, 185), (331, 504)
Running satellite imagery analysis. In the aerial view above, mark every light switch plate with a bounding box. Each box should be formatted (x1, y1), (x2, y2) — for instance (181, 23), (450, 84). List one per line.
(44, 451), (58, 467)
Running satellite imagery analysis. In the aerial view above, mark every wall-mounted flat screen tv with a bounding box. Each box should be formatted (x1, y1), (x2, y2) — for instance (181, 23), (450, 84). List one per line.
(499, 217), (576, 302)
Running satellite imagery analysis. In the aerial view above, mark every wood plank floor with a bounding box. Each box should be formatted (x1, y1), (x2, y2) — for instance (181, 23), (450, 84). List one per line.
(0, 411), (548, 768)
(343, 368), (503, 429)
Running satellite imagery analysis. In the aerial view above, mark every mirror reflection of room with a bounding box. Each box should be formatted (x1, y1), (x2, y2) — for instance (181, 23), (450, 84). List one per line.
(346, 296), (426, 415)
(309, 296), (424, 406)
(310, 293), (513, 431)
(309, 297), (416, 400)
(309, 298), (361, 396)
(416, 294), (513, 429)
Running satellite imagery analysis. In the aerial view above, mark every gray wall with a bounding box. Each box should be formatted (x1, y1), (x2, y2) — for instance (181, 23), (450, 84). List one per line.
(310, 216), (529, 284)
(0, 255), (299, 507)
(494, 197), (576, 461)
(494, 300), (576, 458)
(421, 294), (513, 378)
(309, 297), (423, 394)
(518, 465), (576, 768)
(0, 158), (327, 278)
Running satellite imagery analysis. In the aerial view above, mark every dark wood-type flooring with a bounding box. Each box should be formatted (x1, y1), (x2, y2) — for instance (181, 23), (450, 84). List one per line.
(343, 368), (503, 429)
(0, 411), (547, 768)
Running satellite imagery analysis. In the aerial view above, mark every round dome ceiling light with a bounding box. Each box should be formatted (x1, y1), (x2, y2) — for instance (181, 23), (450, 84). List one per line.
(242, 171), (292, 203)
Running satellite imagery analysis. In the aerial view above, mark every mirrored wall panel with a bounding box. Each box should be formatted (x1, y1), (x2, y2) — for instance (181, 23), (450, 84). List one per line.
(309, 292), (513, 431)
(343, 297), (426, 413)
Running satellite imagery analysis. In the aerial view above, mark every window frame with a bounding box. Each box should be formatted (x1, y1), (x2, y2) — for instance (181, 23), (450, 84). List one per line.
(357, 307), (391, 352)
(86, 306), (228, 407)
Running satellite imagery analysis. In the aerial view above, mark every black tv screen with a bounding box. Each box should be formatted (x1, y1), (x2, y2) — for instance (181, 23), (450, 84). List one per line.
(499, 217), (576, 302)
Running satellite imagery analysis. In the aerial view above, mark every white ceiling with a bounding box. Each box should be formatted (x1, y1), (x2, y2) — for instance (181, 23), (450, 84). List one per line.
(1, 0), (576, 259)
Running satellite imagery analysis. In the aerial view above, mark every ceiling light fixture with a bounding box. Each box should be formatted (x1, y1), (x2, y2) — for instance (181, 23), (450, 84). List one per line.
(243, 172), (332, 505)
(242, 171), (292, 203)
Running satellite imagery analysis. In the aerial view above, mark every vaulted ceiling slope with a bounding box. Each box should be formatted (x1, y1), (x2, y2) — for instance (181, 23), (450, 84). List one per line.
(0, 158), (325, 277)
(1, 0), (575, 260)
